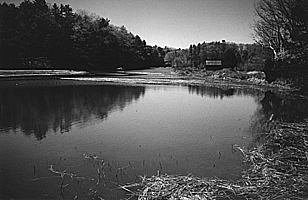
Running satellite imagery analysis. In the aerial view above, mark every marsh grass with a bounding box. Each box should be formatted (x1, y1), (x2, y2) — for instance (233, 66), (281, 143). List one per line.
(122, 119), (308, 200)
(236, 119), (308, 199)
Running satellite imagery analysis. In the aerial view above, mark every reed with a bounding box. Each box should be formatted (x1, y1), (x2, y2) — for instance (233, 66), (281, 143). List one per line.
(122, 119), (308, 200)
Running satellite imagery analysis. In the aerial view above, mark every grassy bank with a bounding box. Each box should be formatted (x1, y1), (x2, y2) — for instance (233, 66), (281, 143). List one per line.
(122, 120), (308, 199)
(174, 67), (295, 91)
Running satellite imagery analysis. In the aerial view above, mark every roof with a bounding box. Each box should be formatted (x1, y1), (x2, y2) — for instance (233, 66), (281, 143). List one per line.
(206, 60), (222, 66)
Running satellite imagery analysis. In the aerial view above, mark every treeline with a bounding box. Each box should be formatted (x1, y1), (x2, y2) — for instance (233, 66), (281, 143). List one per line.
(0, 0), (164, 70)
(164, 41), (273, 71)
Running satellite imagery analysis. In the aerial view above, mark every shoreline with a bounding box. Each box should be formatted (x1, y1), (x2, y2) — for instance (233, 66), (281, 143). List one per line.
(0, 68), (296, 95)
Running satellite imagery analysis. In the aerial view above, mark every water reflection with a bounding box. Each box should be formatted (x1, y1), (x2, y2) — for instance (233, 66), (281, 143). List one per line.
(0, 81), (145, 140)
(2, 80), (308, 200)
(260, 91), (308, 122)
(250, 91), (308, 137)
(188, 85), (308, 123)
(188, 85), (235, 99)
(188, 85), (264, 99)
(1, 82), (257, 200)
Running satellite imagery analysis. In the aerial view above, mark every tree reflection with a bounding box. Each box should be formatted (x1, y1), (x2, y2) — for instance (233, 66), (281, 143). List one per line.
(0, 83), (145, 140)
(260, 92), (308, 122)
(188, 85), (235, 99)
(187, 85), (263, 99)
(250, 91), (308, 136)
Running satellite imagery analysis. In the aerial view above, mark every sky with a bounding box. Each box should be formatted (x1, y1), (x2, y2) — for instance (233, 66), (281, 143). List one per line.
(1, 0), (257, 48)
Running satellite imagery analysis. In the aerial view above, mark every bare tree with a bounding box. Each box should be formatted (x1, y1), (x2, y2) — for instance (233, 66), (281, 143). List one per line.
(253, 0), (308, 88)
(253, 0), (307, 58)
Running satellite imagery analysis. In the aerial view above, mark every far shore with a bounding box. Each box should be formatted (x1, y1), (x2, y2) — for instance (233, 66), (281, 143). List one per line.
(0, 67), (296, 94)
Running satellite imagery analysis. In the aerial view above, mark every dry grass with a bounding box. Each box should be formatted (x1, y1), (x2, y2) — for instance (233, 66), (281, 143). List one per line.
(134, 173), (249, 200)
(122, 119), (308, 200)
(237, 119), (308, 199)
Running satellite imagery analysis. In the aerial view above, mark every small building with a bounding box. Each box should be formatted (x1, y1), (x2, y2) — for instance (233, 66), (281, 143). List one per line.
(205, 60), (222, 70)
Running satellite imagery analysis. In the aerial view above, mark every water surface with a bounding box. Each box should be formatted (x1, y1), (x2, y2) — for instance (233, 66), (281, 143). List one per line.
(1, 79), (307, 199)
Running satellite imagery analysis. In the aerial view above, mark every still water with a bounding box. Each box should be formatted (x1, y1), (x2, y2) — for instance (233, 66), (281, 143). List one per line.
(1, 79), (308, 200)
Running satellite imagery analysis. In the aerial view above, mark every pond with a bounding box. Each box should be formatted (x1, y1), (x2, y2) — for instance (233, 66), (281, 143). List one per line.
(1, 79), (308, 200)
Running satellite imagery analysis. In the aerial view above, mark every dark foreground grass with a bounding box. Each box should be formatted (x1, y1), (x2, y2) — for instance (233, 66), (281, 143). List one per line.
(122, 119), (308, 200)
